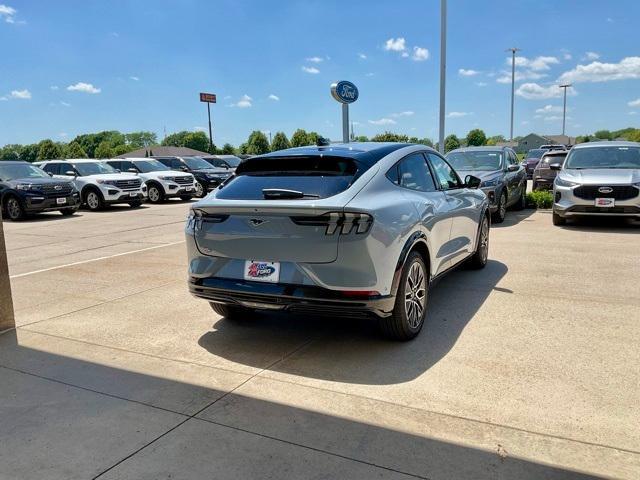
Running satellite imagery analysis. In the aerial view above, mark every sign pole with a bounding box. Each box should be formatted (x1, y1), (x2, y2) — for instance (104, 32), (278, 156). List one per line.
(207, 102), (213, 152)
(342, 103), (349, 143)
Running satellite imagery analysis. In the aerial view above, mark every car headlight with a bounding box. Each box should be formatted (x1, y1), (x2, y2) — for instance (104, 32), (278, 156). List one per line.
(480, 178), (500, 188)
(555, 177), (578, 188)
(157, 175), (174, 180)
(15, 183), (36, 191)
(96, 179), (118, 185)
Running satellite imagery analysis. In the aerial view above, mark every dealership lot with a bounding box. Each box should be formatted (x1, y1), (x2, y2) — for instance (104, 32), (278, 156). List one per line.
(1, 203), (639, 479)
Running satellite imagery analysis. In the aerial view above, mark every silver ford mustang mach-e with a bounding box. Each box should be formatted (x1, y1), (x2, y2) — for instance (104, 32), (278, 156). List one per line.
(186, 142), (490, 340)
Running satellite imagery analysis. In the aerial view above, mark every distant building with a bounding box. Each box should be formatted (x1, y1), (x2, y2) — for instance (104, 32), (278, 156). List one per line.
(116, 146), (209, 158)
(516, 133), (576, 153)
(495, 141), (518, 148)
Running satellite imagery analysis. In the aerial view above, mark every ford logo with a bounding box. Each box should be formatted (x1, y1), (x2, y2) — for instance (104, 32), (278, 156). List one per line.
(598, 186), (613, 194)
(331, 80), (359, 104)
(54, 185), (62, 190)
(249, 219), (268, 227)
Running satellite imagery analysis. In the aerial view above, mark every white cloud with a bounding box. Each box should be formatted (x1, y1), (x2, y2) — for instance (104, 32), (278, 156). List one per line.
(384, 37), (406, 52)
(10, 89), (31, 99)
(223, 95), (231, 100)
(510, 55), (560, 71)
(368, 118), (397, 125)
(301, 66), (320, 74)
(584, 51), (600, 60)
(496, 70), (547, 83)
(110, 32), (119, 37)
(193, 126), (206, 131)
(58, 132), (67, 138)
(358, 53), (367, 59)
(390, 111), (414, 118)
(475, 82), (487, 87)
(268, 94), (279, 101)
(447, 111), (472, 118)
(401, 52), (409, 58)
(0, 96), (7, 101)
(521, 120), (530, 125)
(67, 82), (101, 94)
(306, 56), (323, 63)
(563, 52), (572, 60)
(607, 17), (613, 23)
(515, 82), (575, 100)
(629, 111), (638, 116)
(459, 68), (480, 76)
(559, 57), (640, 83)
(365, 72), (374, 77)
(628, 98), (640, 107)
(233, 94), (252, 108)
(411, 46), (429, 61)
(543, 115), (569, 122)
(0, 4), (16, 23)
(535, 104), (563, 114)
(50, 85), (59, 90)
(129, 76), (139, 81)
(60, 101), (71, 107)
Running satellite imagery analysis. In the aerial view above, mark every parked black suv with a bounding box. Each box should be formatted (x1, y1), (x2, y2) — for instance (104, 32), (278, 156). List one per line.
(152, 156), (232, 198)
(0, 161), (80, 220)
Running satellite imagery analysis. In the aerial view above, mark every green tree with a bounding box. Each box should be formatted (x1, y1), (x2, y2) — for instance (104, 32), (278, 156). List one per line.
(306, 131), (320, 145)
(270, 131), (290, 152)
(290, 129), (310, 147)
(444, 134), (461, 153)
(627, 130), (640, 142)
(113, 144), (130, 156)
(221, 143), (235, 154)
(245, 131), (270, 155)
(19, 144), (39, 163)
(486, 135), (506, 146)
(466, 129), (487, 146)
(37, 139), (63, 160)
(0, 144), (21, 160)
(94, 141), (114, 159)
(593, 130), (612, 140)
(71, 130), (124, 158)
(63, 141), (87, 159)
(183, 131), (211, 152)
(162, 131), (190, 147)
(125, 131), (157, 149)
(354, 135), (369, 142)
(371, 132), (409, 142)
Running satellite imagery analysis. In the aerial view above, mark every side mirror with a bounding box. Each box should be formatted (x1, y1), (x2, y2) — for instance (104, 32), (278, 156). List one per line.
(464, 175), (482, 189)
(64, 170), (76, 177)
(127, 168), (138, 174)
(180, 166), (189, 172)
(115, 169), (121, 173)
(550, 163), (562, 171)
(507, 164), (519, 172)
(47, 172), (53, 177)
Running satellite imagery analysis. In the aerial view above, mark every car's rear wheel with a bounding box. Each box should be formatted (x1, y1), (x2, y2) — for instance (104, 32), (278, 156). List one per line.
(195, 181), (206, 198)
(552, 210), (566, 226)
(468, 215), (489, 269)
(492, 191), (507, 223)
(379, 251), (428, 341)
(4, 195), (25, 221)
(210, 302), (251, 320)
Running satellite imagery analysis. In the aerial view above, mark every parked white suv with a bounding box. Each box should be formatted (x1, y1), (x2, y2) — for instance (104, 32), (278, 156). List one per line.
(35, 159), (146, 210)
(105, 158), (195, 203)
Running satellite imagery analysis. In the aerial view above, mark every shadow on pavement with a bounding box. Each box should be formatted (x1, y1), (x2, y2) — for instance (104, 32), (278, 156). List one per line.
(492, 208), (536, 228)
(198, 260), (508, 385)
(558, 216), (640, 234)
(0, 330), (599, 480)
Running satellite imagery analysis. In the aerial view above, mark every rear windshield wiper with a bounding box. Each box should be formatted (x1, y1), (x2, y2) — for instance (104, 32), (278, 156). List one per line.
(262, 188), (320, 199)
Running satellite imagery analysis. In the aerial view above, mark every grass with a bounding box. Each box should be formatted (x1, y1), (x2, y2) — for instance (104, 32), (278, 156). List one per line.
(526, 190), (554, 209)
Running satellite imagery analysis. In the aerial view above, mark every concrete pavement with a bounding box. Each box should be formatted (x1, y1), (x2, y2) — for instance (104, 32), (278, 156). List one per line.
(1, 203), (638, 479)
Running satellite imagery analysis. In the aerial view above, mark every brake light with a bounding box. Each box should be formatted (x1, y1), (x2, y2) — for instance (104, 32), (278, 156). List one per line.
(291, 212), (373, 235)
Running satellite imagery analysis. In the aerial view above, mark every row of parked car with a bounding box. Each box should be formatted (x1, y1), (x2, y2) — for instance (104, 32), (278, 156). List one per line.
(0, 155), (242, 220)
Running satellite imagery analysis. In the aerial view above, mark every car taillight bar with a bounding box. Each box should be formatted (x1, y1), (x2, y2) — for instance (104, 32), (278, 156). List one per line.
(291, 212), (373, 235)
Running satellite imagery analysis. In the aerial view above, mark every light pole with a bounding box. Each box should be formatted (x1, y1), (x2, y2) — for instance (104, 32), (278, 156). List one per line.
(559, 84), (572, 138)
(438, 0), (447, 154)
(506, 47), (520, 142)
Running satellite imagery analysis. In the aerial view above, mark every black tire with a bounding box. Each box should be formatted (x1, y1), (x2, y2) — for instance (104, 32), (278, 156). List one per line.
(513, 184), (526, 211)
(4, 195), (25, 221)
(379, 251), (428, 341)
(60, 208), (77, 216)
(84, 189), (104, 211)
(179, 195), (193, 201)
(210, 302), (251, 320)
(195, 181), (206, 198)
(129, 200), (142, 208)
(147, 183), (164, 204)
(468, 214), (490, 269)
(492, 191), (507, 223)
(552, 210), (566, 226)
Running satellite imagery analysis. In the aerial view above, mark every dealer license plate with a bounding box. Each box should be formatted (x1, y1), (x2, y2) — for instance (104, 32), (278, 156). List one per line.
(243, 260), (280, 283)
(595, 198), (615, 208)
(56, 197), (67, 205)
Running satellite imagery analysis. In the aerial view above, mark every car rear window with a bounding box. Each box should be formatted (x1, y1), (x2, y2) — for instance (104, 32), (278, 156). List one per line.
(542, 153), (567, 164)
(216, 155), (362, 200)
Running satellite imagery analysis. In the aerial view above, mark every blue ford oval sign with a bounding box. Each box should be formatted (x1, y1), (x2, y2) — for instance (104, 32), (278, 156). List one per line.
(331, 81), (359, 104)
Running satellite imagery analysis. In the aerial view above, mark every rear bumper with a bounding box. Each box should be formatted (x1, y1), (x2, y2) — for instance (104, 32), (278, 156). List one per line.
(189, 277), (396, 319)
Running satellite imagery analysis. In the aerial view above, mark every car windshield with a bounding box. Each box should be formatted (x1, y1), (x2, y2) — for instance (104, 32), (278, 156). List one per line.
(541, 153), (567, 164)
(220, 156), (241, 167)
(133, 159), (170, 173)
(72, 162), (117, 176)
(565, 146), (640, 169)
(447, 151), (502, 171)
(183, 157), (213, 170)
(526, 149), (546, 159)
(0, 163), (50, 181)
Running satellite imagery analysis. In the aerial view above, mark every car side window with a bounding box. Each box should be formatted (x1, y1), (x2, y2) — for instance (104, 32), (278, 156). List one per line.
(427, 153), (462, 190)
(120, 161), (134, 171)
(398, 153), (436, 192)
(42, 163), (59, 175)
(508, 151), (517, 165)
(170, 159), (182, 169)
(108, 161), (121, 170)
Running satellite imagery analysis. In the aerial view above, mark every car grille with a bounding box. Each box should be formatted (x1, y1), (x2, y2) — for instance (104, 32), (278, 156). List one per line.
(174, 176), (193, 185)
(114, 179), (142, 190)
(573, 185), (639, 200)
(41, 183), (74, 196)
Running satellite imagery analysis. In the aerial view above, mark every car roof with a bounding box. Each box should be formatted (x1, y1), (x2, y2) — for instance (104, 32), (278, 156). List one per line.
(256, 142), (420, 166)
(0, 160), (29, 165)
(572, 141), (640, 149)
(448, 146), (508, 153)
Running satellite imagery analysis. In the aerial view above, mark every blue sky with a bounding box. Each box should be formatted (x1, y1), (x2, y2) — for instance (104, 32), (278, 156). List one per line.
(1, 0), (639, 147)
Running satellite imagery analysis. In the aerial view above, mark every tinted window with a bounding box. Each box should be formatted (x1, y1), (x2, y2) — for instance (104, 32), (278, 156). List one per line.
(526, 149), (545, 159)
(0, 163), (50, 180)
(508, 151), (517, 165)
(42, 163), (60, 175)
(170, 159), (183, 169)
(183, 157), (213, 170)
(386, 164), (400, 185)
(132, 159), (170, 173)
(565, 146), (640, 169)
(398, 153), (436, 191)
(72, 162), (117, 176)
(447, 151), (502, 171)
(427, 153), (462, 189)
(119, 161), (135, 171)
(541, 153), (567, 164)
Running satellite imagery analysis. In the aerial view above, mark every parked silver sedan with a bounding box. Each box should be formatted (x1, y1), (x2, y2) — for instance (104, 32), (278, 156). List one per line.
(552, 141), (640, 225)
(186, 142), (490, 340)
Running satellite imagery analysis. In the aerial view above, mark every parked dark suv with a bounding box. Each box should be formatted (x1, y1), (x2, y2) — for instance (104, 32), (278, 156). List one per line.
(0, 161), (80, 220)
(153, 156), (232, 198)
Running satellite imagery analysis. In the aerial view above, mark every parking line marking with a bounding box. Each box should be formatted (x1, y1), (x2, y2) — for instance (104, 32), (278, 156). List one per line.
(10, 240), (185, 279)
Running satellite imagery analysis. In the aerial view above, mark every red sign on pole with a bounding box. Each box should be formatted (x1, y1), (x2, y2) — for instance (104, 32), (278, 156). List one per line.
(199, 92), (216, 103)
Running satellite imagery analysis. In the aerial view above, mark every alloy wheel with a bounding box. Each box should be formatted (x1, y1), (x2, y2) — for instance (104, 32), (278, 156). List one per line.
(404, 261), (426, 329)
(149, 186), (160, 202)
(479, 217), (489, 263)
(87, 192), (99, 210)
(499, 193), (506, 219)
(6, 198), (21, 220)
(195, 182), (204, 197)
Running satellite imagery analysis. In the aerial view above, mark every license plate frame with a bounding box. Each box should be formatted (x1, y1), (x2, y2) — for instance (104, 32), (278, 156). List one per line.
(56, 197), (67, 205)
(243, 260), (280, 283)
(595, 198), (615, 208)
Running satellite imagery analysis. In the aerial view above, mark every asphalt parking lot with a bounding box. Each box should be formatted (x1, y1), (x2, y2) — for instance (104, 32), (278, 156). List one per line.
(1, 201), (639, 479)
